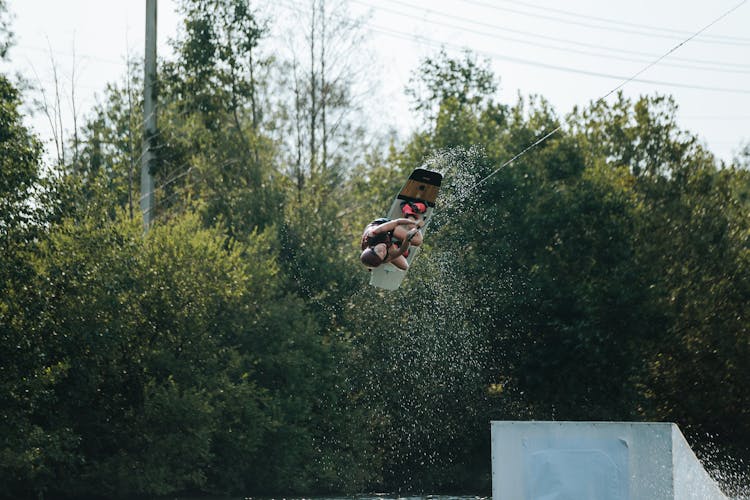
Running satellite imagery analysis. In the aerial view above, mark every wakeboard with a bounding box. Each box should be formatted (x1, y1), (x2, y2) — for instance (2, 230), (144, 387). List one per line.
(369, 167), (443, 290)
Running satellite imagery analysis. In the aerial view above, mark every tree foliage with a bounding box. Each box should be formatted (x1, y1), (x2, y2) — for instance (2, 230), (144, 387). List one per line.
(2, 5), (750, 497)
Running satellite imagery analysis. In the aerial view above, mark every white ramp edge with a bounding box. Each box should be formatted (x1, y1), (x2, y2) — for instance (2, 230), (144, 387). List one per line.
(491, 421), (726, 500)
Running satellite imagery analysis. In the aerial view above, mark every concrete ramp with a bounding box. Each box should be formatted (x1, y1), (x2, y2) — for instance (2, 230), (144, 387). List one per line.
(491, 421), (726, 500)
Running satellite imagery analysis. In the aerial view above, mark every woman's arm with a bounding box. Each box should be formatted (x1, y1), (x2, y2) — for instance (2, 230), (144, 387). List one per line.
(370, 218), (417, 234)
(388, 237), (411, 260)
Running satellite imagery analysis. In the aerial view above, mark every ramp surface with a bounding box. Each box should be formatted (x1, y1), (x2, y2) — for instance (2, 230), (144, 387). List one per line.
(491, 421), (726, 500)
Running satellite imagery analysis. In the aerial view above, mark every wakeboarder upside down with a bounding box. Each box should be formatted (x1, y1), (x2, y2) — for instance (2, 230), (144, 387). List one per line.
(361, 168), (442, 291)
(360, 201), (428, 270)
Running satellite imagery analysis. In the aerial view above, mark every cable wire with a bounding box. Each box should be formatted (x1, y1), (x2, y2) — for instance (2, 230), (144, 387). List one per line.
(465, 0), (748, 193)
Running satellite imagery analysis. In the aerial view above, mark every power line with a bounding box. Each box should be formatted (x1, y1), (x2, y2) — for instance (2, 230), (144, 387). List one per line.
(351, 0), (750, 71)
(274, 0), (750, 94)
(356, 6), (750, 75)
(378, 0), (750, 46)
(455, 0), (750, 45)
(460, 0), (750, 44)
(597, 1), (748, 100)
(363, 23), (750, 95)
(681, 115), (750, 119)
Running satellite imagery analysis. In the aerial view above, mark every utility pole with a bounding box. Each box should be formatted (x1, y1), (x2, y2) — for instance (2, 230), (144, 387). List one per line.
(141, 0), (157, 232)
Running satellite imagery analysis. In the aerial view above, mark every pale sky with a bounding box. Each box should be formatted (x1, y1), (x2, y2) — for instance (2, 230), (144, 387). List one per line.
(3, 0), (749, 165)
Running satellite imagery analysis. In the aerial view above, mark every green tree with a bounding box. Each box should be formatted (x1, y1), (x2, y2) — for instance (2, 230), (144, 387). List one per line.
(69, 61), (143, 220)
(270, 0), (376, 328)
(0, 0), (12, 60)
(68, 0), (283, 237)
(0, 63), (62, 498)
(4, 209), (368, 497)
(6, 214), (257, 496)
(570, 92), (750, 464)
(402, 48), (509, 166)
(159, 0), (282, 236)
(406, 48), (497, 126)
(34, 2), (383, 494)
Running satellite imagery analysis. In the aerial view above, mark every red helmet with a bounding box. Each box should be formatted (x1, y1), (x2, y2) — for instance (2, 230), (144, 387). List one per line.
(401, 201), (427, 217)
